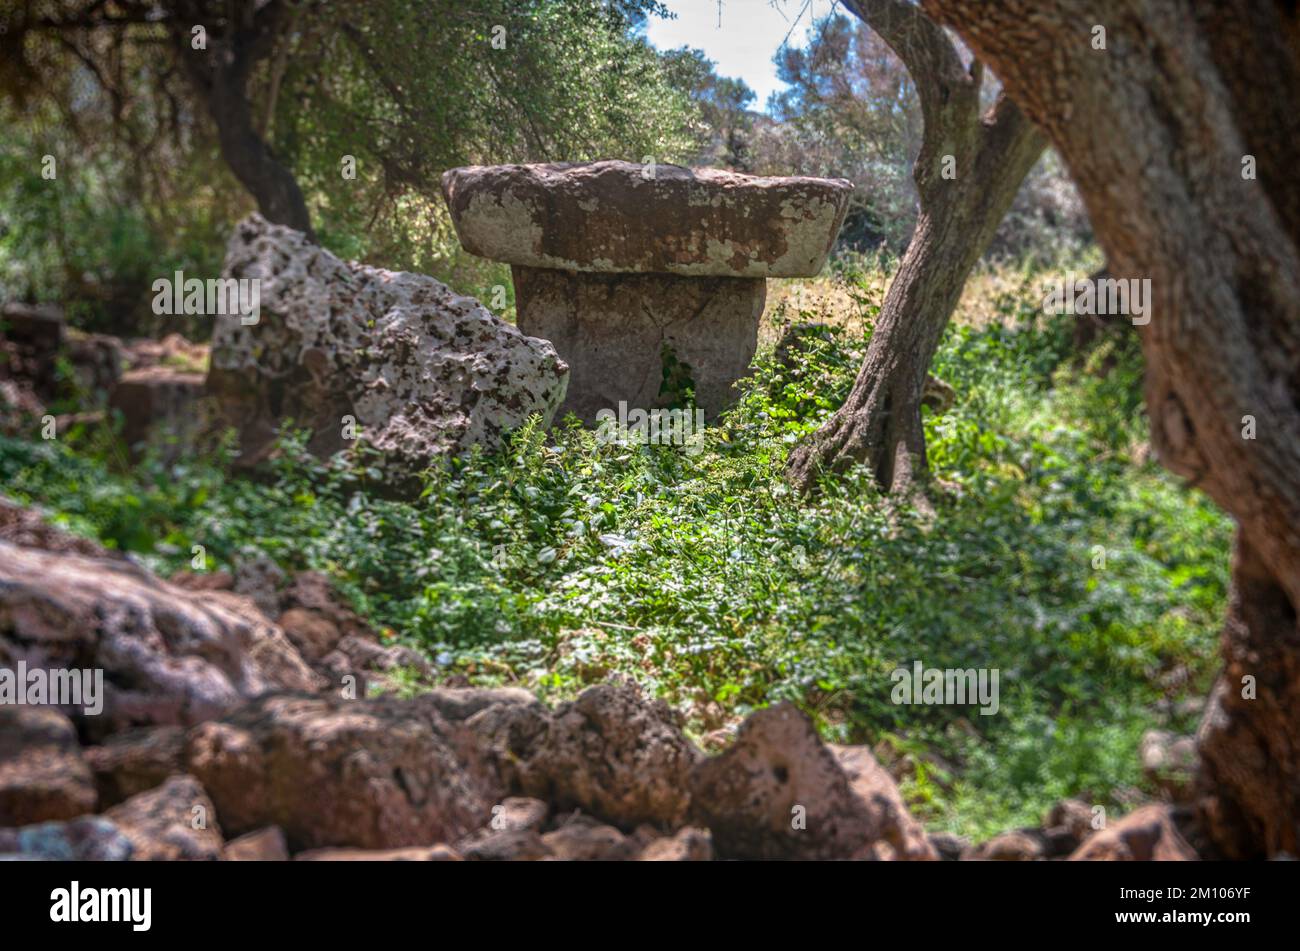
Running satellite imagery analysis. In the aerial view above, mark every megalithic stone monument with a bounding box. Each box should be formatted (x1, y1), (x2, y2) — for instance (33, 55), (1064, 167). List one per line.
(441, 160), (852, 423)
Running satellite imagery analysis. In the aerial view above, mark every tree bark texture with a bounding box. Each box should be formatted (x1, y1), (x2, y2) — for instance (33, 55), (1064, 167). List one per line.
(923, 0), (1300, 858)
(787, 0), (1044, 494)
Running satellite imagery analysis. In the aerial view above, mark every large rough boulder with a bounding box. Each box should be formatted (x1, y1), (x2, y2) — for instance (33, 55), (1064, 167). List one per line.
(185, 693), (496, 852)
(831, 743), (938, 860)
(84, 726), (186, 808)
(207, 214), (568, 485)
(689, 703), (936, 860)
(103, 774), (224, 861)
(442, 161), (851, 423)
(1069, 804), (1199, 861)
(0, 707), (97, 825)
(502, 680), (701, 830)
(0, 540), (325, 739)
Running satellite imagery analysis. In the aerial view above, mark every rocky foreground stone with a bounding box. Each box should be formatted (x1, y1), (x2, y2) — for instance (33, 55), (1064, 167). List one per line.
(0, 535), (324, 740)
(0, 300), (209, 458)
(207, 214), (569, 486)
(442, 161), (852, 423)
(0, 503), (1195, 860)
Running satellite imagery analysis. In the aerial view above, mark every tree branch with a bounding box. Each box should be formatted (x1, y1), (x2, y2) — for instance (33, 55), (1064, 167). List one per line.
(839, 0), (982, 205)
(840, 0), (974, 133)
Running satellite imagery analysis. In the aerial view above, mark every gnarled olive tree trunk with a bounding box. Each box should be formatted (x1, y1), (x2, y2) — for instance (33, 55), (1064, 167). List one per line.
(173, 0), (314, 237)
(923, 0), (1300, 859)
(786, 0), (1044, 495)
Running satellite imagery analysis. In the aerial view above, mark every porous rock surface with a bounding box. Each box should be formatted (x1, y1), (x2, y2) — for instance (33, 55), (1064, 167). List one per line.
(503, 680), (701, 830)
(688, 702), (937, 860)
(208, 214), (568, 480)
(0, 538), (325, 739)
(185, 692), (497, 852)
(442, 161), (852, 278)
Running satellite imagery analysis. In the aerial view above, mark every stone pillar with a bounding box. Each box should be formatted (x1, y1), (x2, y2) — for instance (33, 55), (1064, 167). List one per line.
(442, 160), (851, 424)
(511, 266), (766, 422)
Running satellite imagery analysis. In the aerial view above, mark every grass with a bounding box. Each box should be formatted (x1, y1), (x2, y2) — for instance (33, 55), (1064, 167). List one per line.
(0, 259), (1230, 841)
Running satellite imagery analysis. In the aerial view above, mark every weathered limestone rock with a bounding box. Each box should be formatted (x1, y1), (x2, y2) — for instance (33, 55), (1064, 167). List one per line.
(0, 540), (325, 740)
(442, 161), (851, 422)
(208, 214), (568, 485)
(0, 707), (97, 825)
(510, 266), (766, 423)
(185, 693), (496, 851)
(442, 161), (850, 278)
(688, 702), (936, 860)
(103, 774), (224, 861)
(505, 680), (701, 830)
(832, 742), (938, 860)
(109, 365), (209, 461)
(1069, 804), (1199, 861)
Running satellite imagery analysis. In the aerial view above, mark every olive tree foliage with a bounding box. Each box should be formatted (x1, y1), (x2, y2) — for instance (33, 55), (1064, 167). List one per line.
(752, 9), (1089, 261)
(279, 0), (702, 265)
(766, 12), (922, 251)
(0, 0), (702, 273)
(659, 46), (758, 170)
